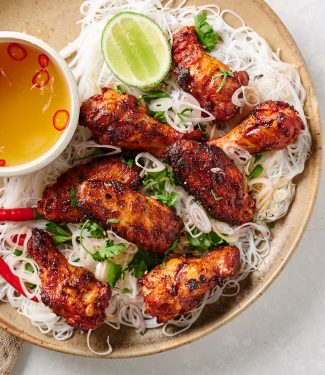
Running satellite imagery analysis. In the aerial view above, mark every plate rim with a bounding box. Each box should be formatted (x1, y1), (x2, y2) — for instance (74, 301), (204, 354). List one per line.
(0, 0), (322, 358)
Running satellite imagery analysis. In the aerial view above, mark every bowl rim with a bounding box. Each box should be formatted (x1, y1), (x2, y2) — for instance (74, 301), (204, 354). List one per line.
(0, 0), (322, 358)
(0, 31), (80, 177)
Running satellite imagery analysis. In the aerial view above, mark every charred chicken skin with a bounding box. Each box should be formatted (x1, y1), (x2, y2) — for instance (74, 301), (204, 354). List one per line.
(167, 140), (255, 225)
(27, 229), (110, 331)
(209, 101), (304, 153)
(76, 180), (182, 254)
(141, 246), (241, 323)
(37, 156), (141, 223)
(79, 88), (202, 158)
(172, 26), (249, 123)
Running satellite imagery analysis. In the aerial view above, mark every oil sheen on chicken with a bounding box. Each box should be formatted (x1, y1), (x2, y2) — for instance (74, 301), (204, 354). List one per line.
(141, 246), (241, 323)
(27, 229), (110, 331)
(37, 156), (142, 223)
(167, 140), (256, 225)
(172, 26), (249, 123)
(76, 179), (182, 254)
(79, 88), (203, 158)
(209, 101), (304, 153)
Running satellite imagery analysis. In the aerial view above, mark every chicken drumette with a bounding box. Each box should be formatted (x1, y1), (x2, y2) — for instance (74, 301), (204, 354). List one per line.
(209, 101), (304, 153)
(37, 156), (141, 223)
(76, 180), (182, 254)
(167, 140), (255, 225)
(27, 229), (110, 331)
(79, 88), (202, 158)
(172, 26), (249, 123)
(141, 246), (241, 322)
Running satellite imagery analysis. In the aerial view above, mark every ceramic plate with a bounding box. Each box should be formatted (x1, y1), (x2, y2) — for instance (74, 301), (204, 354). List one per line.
(0, 0), (322, 358)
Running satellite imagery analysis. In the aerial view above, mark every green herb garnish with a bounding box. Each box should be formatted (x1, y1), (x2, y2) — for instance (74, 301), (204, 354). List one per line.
(177, 108), (193, 121)
(198, 124), (208, 139)
(154, 191), (179, 207)
(147, 109), (168, 124)
(81, 219), (106, 239)
(116, 85), (126, 93)
(120, 155), (134, 168)
(142, 90), (170, 103)
(194, 12), (219, 52)
(127, 248), (164, 279)
(213, 68), (234, 92)
(25, 263), (34, 273)
(121, 287), (130, 294)
(254, 154), (263, 164)
(211, 190), (222, 202)
(107, 262), (123, 288)
(69, 187), (78, 208)
(92, 239), (125, 262)
(186, 230), (226, 256)
(45, 222), (72, 245)
(13, 249), (23, 256)
(106, 218), (119, 224)
(248, 165), (264, 180)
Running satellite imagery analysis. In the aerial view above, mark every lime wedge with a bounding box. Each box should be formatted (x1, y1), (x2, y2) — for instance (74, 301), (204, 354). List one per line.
(101, 12), (171, 89)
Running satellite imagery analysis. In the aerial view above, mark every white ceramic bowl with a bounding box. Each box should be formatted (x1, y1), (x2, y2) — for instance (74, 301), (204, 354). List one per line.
(0, 31), (79, 177)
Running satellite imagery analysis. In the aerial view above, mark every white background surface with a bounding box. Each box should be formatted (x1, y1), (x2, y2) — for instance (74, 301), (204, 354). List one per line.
(11, 0), (325, 374)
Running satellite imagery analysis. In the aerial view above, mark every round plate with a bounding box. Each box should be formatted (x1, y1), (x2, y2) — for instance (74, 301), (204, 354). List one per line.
(0, 0), (322, 358)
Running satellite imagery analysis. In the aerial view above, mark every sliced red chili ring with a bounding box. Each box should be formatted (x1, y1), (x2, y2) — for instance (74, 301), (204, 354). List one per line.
(53, 109), (70, 131)
(32, 69), (50, 88)
(0, 160), (6, 167)
(38, 53), (49, 68)
(7, 43), (27, 61)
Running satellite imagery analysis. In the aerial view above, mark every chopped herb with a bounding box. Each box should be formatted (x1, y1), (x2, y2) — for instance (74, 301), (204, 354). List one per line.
(107, 262), (123, 288)
(126, 118), (133, 123)
(127, 248), (164, 279)
(92, 239), (125, 262)
(45, 222), (72, 245)
(25, 263), (34, 273)
(194, 12), (219, 52)
(198, 124), (208, 139)
(248, 164), (264, 180)
(81, 219), (106, 239)
(142, 90), (170, 103)
(211, 190), (223, 201)
(26, 282), (36, 290)
(13, 249), (23, 256)
(177, 108), (193, 121)
(121, 287), (130, 294)
(186, 230), (226, 256)
(104, 182), (112, 188)
(120, 155), (134, 168)
(154, 191), (179, 207)
(116, 85), (126, 93)
(72, 258), (80, 263)
(147, 109), (168, 124)
(213, 68), (234, 93)
(69, 187), (78, 208)
(254, 154), (263, 164)
(162, 238), (178, 268)
(107, 218), (119, 224)
(142, 167), (175, 187)
(34, 210), (44, 220)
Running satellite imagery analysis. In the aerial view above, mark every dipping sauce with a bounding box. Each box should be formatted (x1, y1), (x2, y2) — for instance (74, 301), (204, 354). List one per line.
(0, 42), (71, 167)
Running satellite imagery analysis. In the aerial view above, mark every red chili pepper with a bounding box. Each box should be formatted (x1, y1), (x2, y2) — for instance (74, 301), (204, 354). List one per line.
(53, 109), (70, 131)
(0, 160), (6, 167)
(12, 234), (27, 247)
(0, 257), (38, 302)
(32, 69), (50, 88)
(38, 53), (49, 68)
(7, 43), (27, 61)
(0, 208), (35, 222)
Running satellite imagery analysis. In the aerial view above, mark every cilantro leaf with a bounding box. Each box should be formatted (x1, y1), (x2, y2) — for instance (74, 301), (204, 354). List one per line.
(69, 187), (78, 208)
(121, 287), (130, 294)
(81, 220), (106, 239)
(186, 230), (226, 256)
(107, 218), (119, 224)
(107, 262), (123, 288)
(45, 222), (72, 245)
(154, 191), (179, 207)
(25, 263), (34, 273)
(127, 248), (164, 279)
(147, 109), (168, 124)
(194, 12), (219, 52)
(120, 155), (134, 168)
(92, 240), (125, 262)
(213, 68), (234, 92)
(142, 90), (170, 103)
(13, 249), (23, 256)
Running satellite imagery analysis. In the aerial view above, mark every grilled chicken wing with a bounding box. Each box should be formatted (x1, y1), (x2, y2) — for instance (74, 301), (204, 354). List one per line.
(37, 156), (141, 223)
(141, 246), (240, 323)
(79, 88), (202, 158)
(167, 140), (255, 225)
(209, 101), (304, 153)
(172, 26), (249, 123)
(76, 180), (182, 254)
(27, 229), (110, 331)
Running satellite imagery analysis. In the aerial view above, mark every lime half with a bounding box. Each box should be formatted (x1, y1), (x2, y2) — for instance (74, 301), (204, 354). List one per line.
(101, 12), (171, 89)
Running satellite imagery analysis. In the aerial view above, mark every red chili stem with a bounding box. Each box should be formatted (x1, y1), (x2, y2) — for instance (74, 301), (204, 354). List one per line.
(0, 208), (36, 222)
(0, 257), (38, 302)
